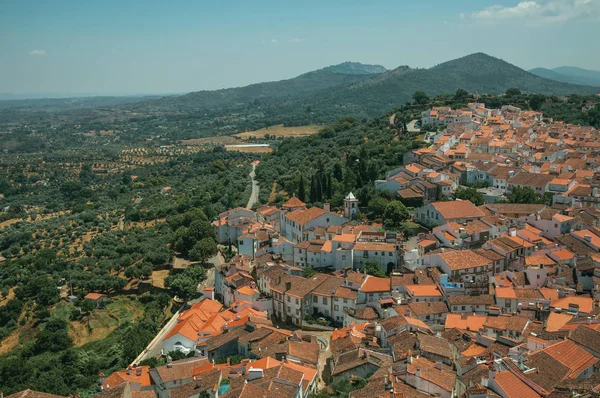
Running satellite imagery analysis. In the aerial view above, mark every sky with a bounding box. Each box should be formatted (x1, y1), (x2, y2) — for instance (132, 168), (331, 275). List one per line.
(1, 0), (599, 97)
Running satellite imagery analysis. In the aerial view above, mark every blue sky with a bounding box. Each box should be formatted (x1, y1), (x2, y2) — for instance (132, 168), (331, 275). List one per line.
(1, 0), (598, 96)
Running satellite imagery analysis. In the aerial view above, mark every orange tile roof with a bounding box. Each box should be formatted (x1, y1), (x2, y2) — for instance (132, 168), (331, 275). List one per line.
(461, 343), (486, 357)
(282, 196), (306, 208)
(572, 229), (600, 247)
(237, 285), (259, 297)
(544, 339), (599, 378)
(539, 288), (559, 301)
(332, 233), (356, 243)
(439, 250), (491, 271)
(545, 312), (574, 332)
(246, 356), (281, 371)
(406, 284), (442, 297)
(550, 249), (574, 261)
(432, 200), (486, 220)
(353, 242), (396, 252)
(360, 276), (390, 293)
(102, 366), (151, 390)
(84, 293), (106, 300)
(495, 286), (516, 299)
(444, 314), (486, 332)
(286, 207), (327, 225)
(494, 370), (541, 398)
(418, 239), (437, 247)
(550, 296), (594, 314)
(321, 241), (333, 253)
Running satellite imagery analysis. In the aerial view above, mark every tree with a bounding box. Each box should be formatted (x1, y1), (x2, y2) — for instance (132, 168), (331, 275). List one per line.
(454, 187), (485, 206)
(188, 238), (217, 263)
(454, 88), (469, 100)
(413, 91), (429, 105)
(505, 88), (521, 97)
(367, 197), (389, 219)
(506, 186), (541, 204)
(384, 201), (409, 226)
(298, 175), (306, 202)
(364, 261), (386, 278)
(304, 268), (317, 278)
(34, 318), (72, 354)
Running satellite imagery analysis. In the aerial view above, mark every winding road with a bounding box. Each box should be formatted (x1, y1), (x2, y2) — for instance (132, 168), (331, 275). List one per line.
(246, 161), (260, 210)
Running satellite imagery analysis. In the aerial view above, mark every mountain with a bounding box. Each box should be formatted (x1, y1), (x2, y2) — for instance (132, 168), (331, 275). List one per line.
(148, 62), (385, 111)
(144, 53), (599, 118)
(290, 53), (600, 117)
(322, 62), (387, 75)
(529, 66), (600, 87)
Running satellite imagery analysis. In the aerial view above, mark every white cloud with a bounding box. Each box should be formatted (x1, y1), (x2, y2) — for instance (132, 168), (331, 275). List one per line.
(261, 38), (305, 44)
(469, 0), (600, 23)
(28, 49), (47, 56)
(289, 38), (304, 42)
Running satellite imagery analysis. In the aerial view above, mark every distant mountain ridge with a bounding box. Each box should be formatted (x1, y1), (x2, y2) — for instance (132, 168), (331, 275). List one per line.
(150, 62), (385, 110)
(529, 66), (600, 87)
(145, 53), (599, 117)
(322, 62), (387, 75)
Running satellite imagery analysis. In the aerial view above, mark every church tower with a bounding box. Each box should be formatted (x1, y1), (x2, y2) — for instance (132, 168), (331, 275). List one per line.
(344, 192), (359, 219)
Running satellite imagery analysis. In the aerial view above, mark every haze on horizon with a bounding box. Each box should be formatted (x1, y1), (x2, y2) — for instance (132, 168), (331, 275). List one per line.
(1, 0), (599, 98)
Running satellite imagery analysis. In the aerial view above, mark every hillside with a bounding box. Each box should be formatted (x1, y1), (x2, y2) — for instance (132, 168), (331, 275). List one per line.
(134, 53), (599, 123)
(296, 53), (600, 117)
(529, 66), (600, 87)
(323, 61), (387, 75)
(142, 62), (385, 111)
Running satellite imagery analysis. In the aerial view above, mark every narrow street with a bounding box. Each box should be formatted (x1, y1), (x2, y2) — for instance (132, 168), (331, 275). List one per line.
(246, 161), (260, 210)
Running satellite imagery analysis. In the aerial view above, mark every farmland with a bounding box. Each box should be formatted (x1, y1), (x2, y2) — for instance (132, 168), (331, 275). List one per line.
(234, 124), (320, 139)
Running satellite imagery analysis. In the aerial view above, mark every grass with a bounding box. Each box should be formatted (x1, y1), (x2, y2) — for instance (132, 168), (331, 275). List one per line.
(68, 297), (145, 346)
(151, 270), (170, 289)
(235, 124), (320, 139)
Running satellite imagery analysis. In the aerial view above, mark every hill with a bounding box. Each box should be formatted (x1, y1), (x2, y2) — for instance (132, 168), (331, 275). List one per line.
(529, 66), (600, 87)
(137, 53), (599, 123)
(322, 61), (387, 75)
(145, 62), (385, 111)
(296, 53), (600, 117)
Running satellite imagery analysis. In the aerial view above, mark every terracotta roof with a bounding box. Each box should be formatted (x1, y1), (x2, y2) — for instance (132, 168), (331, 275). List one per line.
(543, 339), (599, 378)
(102, 366), (151, 390)
(444, 314), (486, 331)
(431, 200), (485, 220)
(439, 250), (491, 271)
(550, 296), (594, 314)
(569, 325), (600, 355)
(406, 357), (455, 392)
(360, 275), (390, 293)
(285, 207), (327, 226)
(84, 292), (106, 300)
(406, 284), (442, 297)
(282, 196), (306, 208)
(353, 242), (396, 252)
(7, 391), (66, 398)
(155, 357), (209, 383)
(493, 370), (541, 398)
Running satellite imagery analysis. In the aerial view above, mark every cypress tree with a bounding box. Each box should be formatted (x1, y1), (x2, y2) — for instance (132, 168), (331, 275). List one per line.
(298, 175), (306, 202)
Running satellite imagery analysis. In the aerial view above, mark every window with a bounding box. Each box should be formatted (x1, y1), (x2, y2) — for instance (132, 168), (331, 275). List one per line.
(389, 252), (393, 256)
(461, 306), (465, 310)
(334, 305), (339, 311)
(296, 309), (300, 315)
(322, 297), (328, 305)
(295, 298), (299, 305)
(344, 298), (348, 304)
(287, 296), (290, 303)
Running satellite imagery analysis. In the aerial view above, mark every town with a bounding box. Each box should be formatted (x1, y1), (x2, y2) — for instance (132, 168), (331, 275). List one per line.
(36, 102), (599, 398)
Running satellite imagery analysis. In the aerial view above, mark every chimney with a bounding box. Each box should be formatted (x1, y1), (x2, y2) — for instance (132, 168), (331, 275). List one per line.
(166, 355), (173, 368)
(416, 368), (422, 378)
(194, 376), (202, 388)
(384, 375), (392, 391)
(126, 366), (132, 375)
(324, 203), (331, 212)
(509, 228), (517, 237)
(488, 365), (497, 381)
(227, 358), (231, 366)
(285, 282), (292, 291)
(435, 361), (443, 370)
(136, 367), (142, 377)
(248, 367), (264, 381)
(584, 234), (592, 242)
